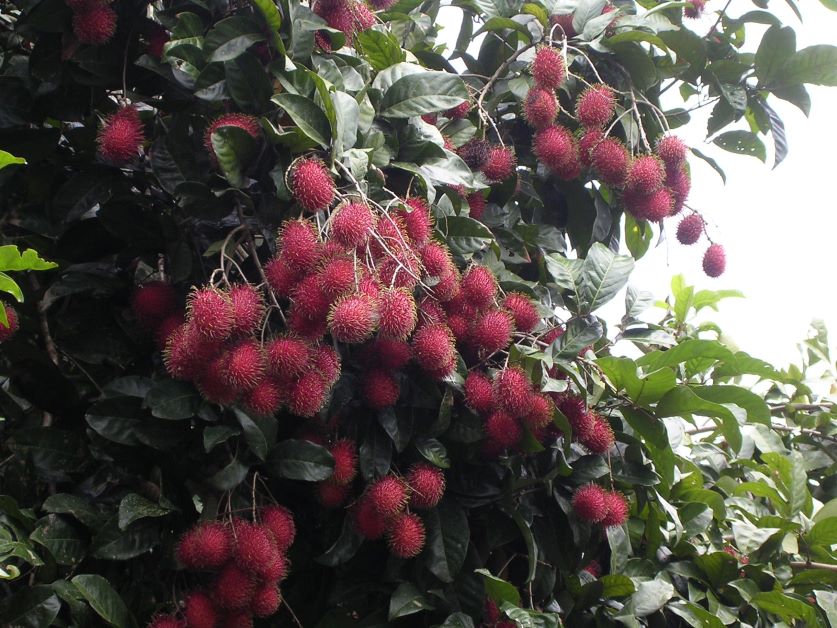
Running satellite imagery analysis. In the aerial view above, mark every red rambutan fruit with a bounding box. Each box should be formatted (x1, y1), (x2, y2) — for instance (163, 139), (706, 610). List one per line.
(132, 281), (177, 329)
(417, 296), (446, 326)
(288, 158), (335, 212)
(164, 323), (214, 380)
(286, 306), (327, 340)
(625, 155), (665, 196)
(147, 614), (183, 628)
(386, 512), (426, 558)
(155, 312), (184, 349)
(233, 521), (281, 579)
(433, 269), (461, 302)
(330, 201), (376, 248)
(396, 197), (433, 245)
(266, 336), (310, 378)
(412, 323), (455, 371)
(523, 87), (559, 129)
(377, 288), (417, 339)
(533, 124), (575, 174)
(579, 128), (604, 168)
(279, 219), (322, 272)
(684, 0), (707, 19)
(531, 46), (566, 89)
(443, 135), (455, 151)
(188, 287), (235, 340)
(579, 415), (615, 454)
(592, 137), (630, 187)
(329, 293), (378, 343)
(656, 135), (688, 171)
(176, 521), (232, 570)
(183, 591), (218, 628)
(668, 165), (691, 214)
(676, 214), (703, 245)
(329, 439), (358, 485)
(368, 475), (409, 517)
(446, 100), (472, 120)
(251, 583), (282, 618)
(703, 243), (726, 278)
(461, 265), (497, 310)
(97, 106), (144, 165)
(576, 84), (616, 129)
(421, 113), (439, 125)
(502, 292), (539, 333)
(197, 356), (240, 406)
(317, 479), (351, 508)
(73, 3), (117, 45)
(352, 495), (389, 539)
(471, 309), (515, 355)
(572, 484), (608, 523)
(523, 394), (555, 431)
(495, 366), (534, 417)
(377, 253), (423, 291)
(353, 1), (376, 30)
(600, 490), (629, 527)
(361, 337), (412, 370)
(318, 257), (357, 299)
(362, 369), (400, 408)
(146, 23), (168, 59)
(223, 339), (266, 392)
(261, 505), (296, 552)
(446, 313), (470, 343)
(242, 377), (283, 416)
(549, 13), (576, 38)
(457, 138), (491, 169)
(204, 114), (261, 159)
(213, 562), (257, 608)
(541, 326), (565, 346)
(625, 186), (673, 222)
(0, 304), (19, 343)
(407, 463), (445, 509)
(287, 371), (328, 417)
(290, 275), (330, 321)
(358, 273), (382, 300)
(554, 392), (588, 433)
(484, 598), (501, 623)
(264, 257), (299, 299)
(484, 410), (522, 449)
(464, 371), (495, 415)
(419, 242), (453, 278)
(481, 146), (516, 182)
(219, 611), (253, 628)
(467, 191), (486, 221)
(582, 560), (602, 578)
(229, 284), (264, 336)
(313, 344), (342, 385)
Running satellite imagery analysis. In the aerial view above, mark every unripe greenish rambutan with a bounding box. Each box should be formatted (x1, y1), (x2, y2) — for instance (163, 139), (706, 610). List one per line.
(572, 484), (608, 523)
(329, 293), (378, 343)
(368, 475), (409, 517)
(330, 201), (376, 248)
(97, 106), (144, 165)
(407, 463), (445, 509)
(362, 369), (400, 408)
(386, 512), (426, 558)
(481, 146), (516, 181)
(464, 370), (495, 415)
(523, 87), (559, 129)
(188, 287), (235, 340)
(576, 84), (616, 129)
(502, 292), (539, 333)
(592, 137), (629, 187)
(676, 214), (703, 245)
(288, 158), (335, 212)
(531, 46), (566, 89)
(484, 410), (522, 449)
(703, 243), (726, 278)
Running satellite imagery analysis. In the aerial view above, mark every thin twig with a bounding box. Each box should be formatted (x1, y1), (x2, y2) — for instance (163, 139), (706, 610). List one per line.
(789, 560), (837, 572)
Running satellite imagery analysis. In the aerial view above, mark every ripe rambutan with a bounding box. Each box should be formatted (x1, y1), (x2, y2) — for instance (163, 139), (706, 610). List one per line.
(625, 155), (665, 196)
(592, 137), (630, 187)
(554, 392), (589, 435)
(461, 266), (497, 310)
(579, 128), (604, 168)
(286, 306), (327, 340)
(446, 100), (472, 120)
(197, 356), (240, 406)
(523, 87), (559, 129)
(279, 219), (322, 272)
(386, 512), (426, 558)
(419, 242), (453, 278)
(213, 562), (257, 609)
(251, 584), (282, 618)
(358, 273), (382, 299)
(471, 309), (515, 355)
(223, 339), (266, 392)
(572, 484), (608, 523)
(625, 186), (673, 222)
(353, 1), (375, 29)
(484, 598), (501, 623)
(259, 551), (288, 583)
(290, 275), (330, 321)
(288, 158), (335, 212)
(183, 591), (218, 628)
(541, 326), (565, 345)
(407, 463), (445, 509)
(204, 114), (261, 159)
(523, 394), (554, 431)
(147, 614), (182, 628)
(229, 284), (264, 335)
(188, 287), (235, 340)
(600, 490), (629, 527)
(582, 560), (602, 578)
(446, 313), (470, 343)
(287, 371), (328, 417)
(531, 46), (566, 89)
(361, 337), (412, 370)
(312, 344), (342, 385)
(549, 13), (576, 38)
(377, 288), (417, 339)
(579, 415), (615, 454)
(418, 296), (446, 326)
(495, 366), (534, 417)
(97, 106), (144, 165)
(433, 269), (461, 302)
(502, 292), (539, 333)
(703, 243), (726, 278)
(266, 336), (310, 377)
(352, 495), (389, 539)
(457, 138), (491, 169)
(176, 521), (232, 570)
(481, 146), (516, 181)
(533, 124), (575, 173)
(676, 214), (703, 245)
(330, 201), (376, 248)
(329, 293), (378, 343)
(164, 323), (214, 380)
(329, 439), (358, 485)
(421, 112), (438, 125)
(73, 3), (117, 45)
(396, 197), (433, 245)
(368, 475), (409, 517)
(656, 135), (688, 171)
(362, 369), (400, 408)
(242, 377), (283, 416)
(233, 521), (281, 579)
(684, 0), (707, 19)
(317, 479), (351, 508)
(155, 312), (184, 349)
(576, 84), (616, 129)
(219, 611), (253, 628)
(264, 257), (299, 299)
(484, 410), (522, 449)
(412, 323), (455, 371)
(261, 505), (296, 552)
(0, 304), (19, 343)
(467, 191), (486, 221)
(131, 281), (177, 329)
(146, 23), (168, 59)
(464, 371), (495, 415)
(668, 165), (691, 215)
(377, 253), (423, 291)
(318, 257), (356, 299)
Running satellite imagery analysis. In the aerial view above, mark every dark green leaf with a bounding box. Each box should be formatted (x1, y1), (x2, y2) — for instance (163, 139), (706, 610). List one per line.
(712, 130), (766, 162)
(578, 243), (634, 314)
(271, 93), (331, 148)
(145, 380), (200, 420)
(205, 16), (265, 63)
(356, 29), (405, 71)
(415, 437), (450, 468)
(211, 126), (258, 188)
(72, 574), (138, 628)
(30, 515), (86, 566)
(388, 582), (434, 619)
(424, 499), (469, 582)
(0, 586), (61, 628)
(117, 494), (172, 530)
(755, 26), (796, 86)
(379, 72), (469, 118)
(476, 569), (521, 607)
(268, 439), (334, 481)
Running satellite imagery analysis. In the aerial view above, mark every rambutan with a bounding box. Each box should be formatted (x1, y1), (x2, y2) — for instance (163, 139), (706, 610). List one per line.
(572, 484), (608, 523)
(155, 312), (184, 349)
(97, 106), (144, 165)
(358, 274), (382, 300)
(426, 355), (457, 380)
(386, 512), (426, 558)
(229, 284), (265, 335)
(523, 87), (559, 129)
(684, 0), (707, 19)
(446, 100), (472, 120)
(533, 125), (575, 174)
(223, 339), (266, 392)
(361, 369), (400, 408)
(433, 269), (461, 302)
(131, 281), (177, 329)
(579, 415), (615, 454)
(290, 275), (330, 321)
(164, 323), (216, 380)
(0, 304), (18, 343)
(582, 560), (602, 578)
(377, 288), (417, 339)
(484, 410), (522, 449)
(329, 439), (358, 485)
(286, 306), (327, 340)
(312, 344), (342, 385)
(592, 137), (630, 187)
(204, 114), (261, 159)
(361, 337), (412, 369)
(219, 611), (253, 628)
(233, 521), (281, 579)
(146, 23), (168, 59)
(407, 463), (445, 509)
(467, 191), (486, 221)
(352, 495), (389, 539)
(317, 479), (351, 508)
(625, 155), (665, 196)
(668, 166), (691, 215)
(531, 46), (566, 89)
(656, 135), (688, 171)
(600, 490), (629, 527)
(446, 313), (470, 343)
(377, 253), (423, 291)
(541, 326), (565, 346)
(261, 505), (296, 552)
(287, 371), (328, 417)
(147, 614), (182, 628)
(549, 13), (576, 38)
(259, 551), (288, 583)
(502, 292), (539, 333)
(579, 128), (604, 168)
(251, 583), (282, 618)
(523, 394), (554, 431)
(197, 356), (240, 406)
(471, 309), (515, 355)
(368, 475), (409, 517)
(318, 257), (357, 299)
(481, 146), (516, 181)
(279, 219), (322, 272)
(396, 197), (434, 245)
(703, 243), (726, 278)
(421, 113), (438, 125)
(576, 84), (616, 129)
(484, 598), (501, 623)
(330, 201), (376, 248)
(457, 138), (490, 169)
(464, 371), (495, 415)
(676, 214), (703, 245)
(329, 293), (378, 343)
(495, 366), (534, 417)
(443, 135), (455, 151)
(625, 186), (673, 222)
(73, 3), (117, 45)
(264, 257), (299, 298)
(417, 296), (446, 326)
(266, 336), (310, 377)
(288, 158), (335, 212)
(214, 562), (256, 609)
(461, 265), (497, 310)
(183, 591), (218, 628)
(554, 392), (589, 436)
(176, 521), (232, 570)
(412, 323), (455, 371)
(188, 287), (235, 340)
(242, 377), (283, 416)
(419, 242), (453, 278)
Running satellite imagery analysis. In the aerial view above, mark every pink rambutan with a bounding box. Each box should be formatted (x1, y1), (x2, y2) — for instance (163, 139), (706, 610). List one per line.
(668, 165), (691, 215)
(471, 309), (515, 355)
(204, 114), (261, 159)
(318, 257), (356, 299)
(417, 296), (446, 326)
(377, 288), (417, 339)
(259, 551), (289, 583)
(421, 113), (439, 125)
(361, 337), (412, 369)
(287, 371), (328, 417)
(0, 304), (19, 343)
(229, 284), (265, 335)
(419, 242), (453, 278)
(183, 591), (218, 628)
(352, 495), (389, 539)
(541, 326), (565, 346)
(625, 186), (673, 222)
(329, 293), (378, 343)
(266, 336), (310, 377)
(625, 155), (665, 196)
(197, 355), (240, 406)
(464, 371), (495, 415)
(484, 598), (502, 623)
(461, 265), (497, 310)
(177, 521), (232, 570)
(446, 313), (470, 343)
(467, 191), (486, 221)
(97, 106), (144, 165)
(188, 287), (235, 340)
(213, 563), (256, 609)
(286, 306), (327, 340)
(684, 0), (707, 19)
(600, 490), (629, 527)
(531, 46), (566, 89)
(131, 281), (177, 329)
(290, 275), (330, 321)
(329, 439), (358, 485)
(251, 583), (282, 618)
(264, 257), (299, 299)
(592, 137), (630, 187)
(73, 3), (117, 45)
(155, 312), (184, 349)
(676, 213), (703, 245)
(146, 23), (168, 59)
(396, 197), (433, 245)
(481, 146), (516, 182)
(533, 124), (576, 174)
(582, 560), (602, 577)
(523, 394), (554, 431)
(330, 201), (376, 248)
(579, 415), (615, 454)
(386, 512), (426, 558)
(377, 252), (423, 291)
(523, 87), (559, 129)
(656, 135), (688, 171)
(407, 463), (445, 509)
(502, 292), (539, 333)
(446, 100), (472, 120)
(495, 366), (534, 417)
(219, 611), (253, 628)
(484, 410), (522, 449)
(368, 475), (409, 517)
(312, 344), (342, 385)
(572, 484), (608, 523)
(549, 13), (576, 38)
(579, 129), (604, 168)
(412, 323), (455, 371)
(279, 219), (322, 272)
(457, 138), (491, 169)
(242, 377), (283, 416)
(223, 339), (266, 392)
(317, 479), (351, 508)
(164, 323), (217, 380)
(147, 614), (182, 628)
(288, 158), (335, 212)
(433, 269), (461, 302)
(362, 369), (400, 408)
(576, 84), (616, 129)
(233, 521), (281, 579)
(703, 243), (726, 278)
(261, 505), (296, 552)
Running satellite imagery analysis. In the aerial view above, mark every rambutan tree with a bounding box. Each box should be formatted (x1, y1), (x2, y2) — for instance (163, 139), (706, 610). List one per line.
(1, 0), (837, 625)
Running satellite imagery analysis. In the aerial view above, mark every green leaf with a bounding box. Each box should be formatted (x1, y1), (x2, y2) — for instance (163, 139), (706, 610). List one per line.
(90, 517), (159, 560)
(656, 386), (741, 452)
(440, 613), (476, 628)
(72, 574), (137, 628)
(250, 0), (285, 54)
(0, 272), (23, 303)
(0, 245), (57, 272)
(117, 494), (172, 530)
(807, 517), (837, 547)
(732, 519), (780, 555)
(379, 72), (469, 118)
(0, 586), (61, 628)
(225, 53), (273, 112)
(598, 357), (676, 406)
(145, 380), (200, 420)
(755, 26), (796, 86)
(600, 574), (636, 597)
(0, 149), (26, 170)
(415, 437), (450, 468)
(441, 215), (494, 256)
(424, 499), (469, 582)
(268, 439), (334, 481)
(42, 494), (102, 529)
(510, 510), (537, 583)
(356, 29), (405, 71)
(779, 45), (837, 86)
(205, 16), (265, 63)
(30, 515), (86, 566)
(763, 451), (811, 517)
(211, 126), (258, 187)
(316, 515), (364, 566)
(712, 131), (766, 162)
(751, 591), (822, 626)
(638, 339), (734, 371)
(618, 578), (674, 618)
(691, 385), (770, 425)
(625, 214), (652, 260)
(667, 600), (725, 628)
(204, 425), (241, 452)
(388, 582), (434, 619)
(578, 243), (634, 314)
(271, 93), (331, 148)
(475, 569), (521, 607)
(815, 497), (837, 523)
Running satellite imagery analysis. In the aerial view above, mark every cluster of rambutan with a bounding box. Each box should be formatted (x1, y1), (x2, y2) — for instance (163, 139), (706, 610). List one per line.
(147, 506), (295, 628)
(312, 0), (377, 50)
(552, 391), (616, 455)
(571, 483), (629, 528)
(97, 105), (145, 165)
(0, 303), (19, 344)
(65, 0), (117, 45)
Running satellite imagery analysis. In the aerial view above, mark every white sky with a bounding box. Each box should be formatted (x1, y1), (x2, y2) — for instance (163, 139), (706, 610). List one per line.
(437, 1), (837, 368)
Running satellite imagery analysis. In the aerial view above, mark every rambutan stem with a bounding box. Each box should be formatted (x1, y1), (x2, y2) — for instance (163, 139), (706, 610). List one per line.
(234, 203), (287, 324)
